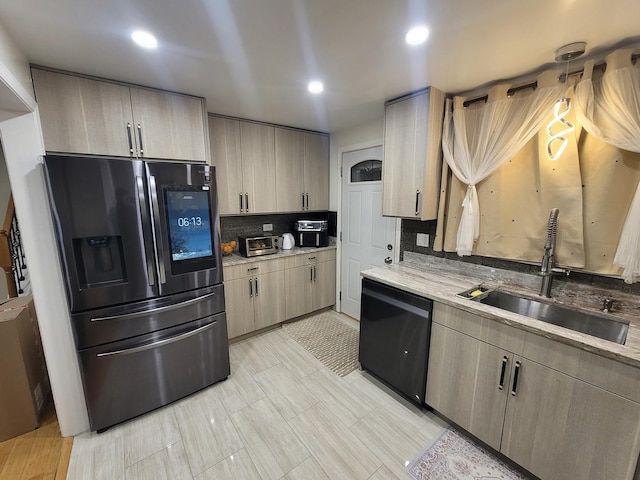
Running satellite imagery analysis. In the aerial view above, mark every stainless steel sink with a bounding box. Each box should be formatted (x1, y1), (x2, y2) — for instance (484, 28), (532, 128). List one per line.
(473, 290), (629, 345)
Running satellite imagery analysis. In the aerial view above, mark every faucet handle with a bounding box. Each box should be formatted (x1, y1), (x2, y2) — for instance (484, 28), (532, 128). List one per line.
(602, 298), (614, 313)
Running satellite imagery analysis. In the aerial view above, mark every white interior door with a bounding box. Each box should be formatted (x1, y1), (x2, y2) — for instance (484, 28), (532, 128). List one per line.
(341, 146), (397, 320)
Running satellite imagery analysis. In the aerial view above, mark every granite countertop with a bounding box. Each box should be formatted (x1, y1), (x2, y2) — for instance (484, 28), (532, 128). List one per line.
(222, 245), (336, 267)
(361, 252), (640, 369)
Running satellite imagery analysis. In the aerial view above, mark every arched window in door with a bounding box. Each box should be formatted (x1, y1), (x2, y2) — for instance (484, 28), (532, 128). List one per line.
(350, 159), (382, 182)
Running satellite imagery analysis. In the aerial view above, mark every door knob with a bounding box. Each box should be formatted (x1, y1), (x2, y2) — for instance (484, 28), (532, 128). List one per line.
(384, 257), (392, 264)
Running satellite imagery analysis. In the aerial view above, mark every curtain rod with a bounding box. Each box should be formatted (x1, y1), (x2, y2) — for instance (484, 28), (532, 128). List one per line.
(461, 53), (636, 109)
(559, 62), (607, 83)
(463, 81), (538, 107)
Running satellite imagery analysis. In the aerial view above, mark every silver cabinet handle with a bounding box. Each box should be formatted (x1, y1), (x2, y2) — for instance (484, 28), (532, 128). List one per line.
(91, 292), (217, 322)
(245, 193), (249, 213)
(127, 123), (134, 155)
(310, 267), (313, 282)
(149, 175), (166, 284)
(255, 278), (259, 296)
(239, 193), (244, 213)
(313, 265), (317, 281)
(136, 176), (156, 286)
(96, 320), (217, 357)
(137, 124), (144, 155)
(302, 193), (305, 210)
(415, 190), (421, 216)
(249, 278), (253, 297)
(305, 193), (309, 209)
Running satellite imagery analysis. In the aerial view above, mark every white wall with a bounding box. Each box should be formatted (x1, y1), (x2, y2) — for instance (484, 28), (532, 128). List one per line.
(0, 20), (89, 436)
(0, 146), (11, 300)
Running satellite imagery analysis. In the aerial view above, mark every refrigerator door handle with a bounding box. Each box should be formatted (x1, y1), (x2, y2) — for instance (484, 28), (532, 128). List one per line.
(136, 176), (156, 286)
(148, 175), (167, 284)
(90, 291), (217, 322)
(96, 320), (217, 357)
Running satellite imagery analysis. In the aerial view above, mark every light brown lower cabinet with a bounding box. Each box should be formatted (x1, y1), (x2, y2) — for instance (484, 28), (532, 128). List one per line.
(284, 258), (336, 320)
(426, 304), (640, 480)
(224, 249), (336, 339)
(224, 270), (285, 339)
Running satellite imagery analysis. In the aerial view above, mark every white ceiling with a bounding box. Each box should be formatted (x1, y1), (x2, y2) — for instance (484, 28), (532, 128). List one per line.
(0, 0), (639, 133)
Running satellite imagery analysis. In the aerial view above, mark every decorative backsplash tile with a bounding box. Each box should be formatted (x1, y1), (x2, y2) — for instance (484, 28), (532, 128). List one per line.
(220, 212), (332, 243)
(400, 219), (640, 295)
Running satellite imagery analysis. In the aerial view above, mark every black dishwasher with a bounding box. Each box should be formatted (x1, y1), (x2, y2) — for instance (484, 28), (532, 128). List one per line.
(359, 278), (433, 406)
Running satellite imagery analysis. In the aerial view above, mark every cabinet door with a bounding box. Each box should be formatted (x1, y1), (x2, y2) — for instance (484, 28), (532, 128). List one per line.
(253, 270), (286, 330)
(32, 68), (134, 157)
(382, 88), (444, 219)
(209, 116), (244, 214)
(501, 357), (640, 480)
(382, 94), (423, 218)
(275, 128), (305, 212)
(240, 122), (276, 213)
(304, 133), (329, 211)
(311, 260), (336, 311)
(130, 87), (207, 162)
(425, 323), (510, 451)
(284, 265), (313, 320)
(224, 277), (255, 339)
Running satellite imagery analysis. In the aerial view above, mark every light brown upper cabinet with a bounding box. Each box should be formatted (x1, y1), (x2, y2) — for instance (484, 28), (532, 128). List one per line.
(382, 87), (445, 219)
(32, 68), (208, 162)
(275, 128), (329, 212)
(209, 115), (276, 215)
(210, 114), (328, 215)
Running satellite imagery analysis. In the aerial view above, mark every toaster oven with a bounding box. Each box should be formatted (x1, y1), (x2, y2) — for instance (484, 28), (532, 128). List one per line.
(238, 235), (279, 257)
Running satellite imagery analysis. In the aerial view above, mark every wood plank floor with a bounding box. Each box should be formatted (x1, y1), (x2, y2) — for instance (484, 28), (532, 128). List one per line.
(0, 402), (73, 480)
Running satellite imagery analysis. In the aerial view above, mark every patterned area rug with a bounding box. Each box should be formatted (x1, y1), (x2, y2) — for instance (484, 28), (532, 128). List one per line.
(407, 428), (531, 480)
(282, 311), (360, 377)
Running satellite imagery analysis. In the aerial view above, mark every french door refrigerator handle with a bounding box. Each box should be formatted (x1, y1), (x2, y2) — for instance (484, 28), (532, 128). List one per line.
(90, 291), (217, 322)
(96, 320), (217, 357)
(148, 175), (167, 284)
(136, 176), (156, 286)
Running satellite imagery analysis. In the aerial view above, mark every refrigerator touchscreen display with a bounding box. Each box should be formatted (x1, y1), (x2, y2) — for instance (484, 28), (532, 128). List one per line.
(166, 190), (214, 262)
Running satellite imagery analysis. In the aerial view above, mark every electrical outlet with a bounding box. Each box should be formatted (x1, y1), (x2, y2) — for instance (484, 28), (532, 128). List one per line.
(263, 223), (273, 232)
(416, 233), (430, 247)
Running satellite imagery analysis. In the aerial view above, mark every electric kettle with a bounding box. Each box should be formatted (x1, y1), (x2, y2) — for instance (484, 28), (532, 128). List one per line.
(281, 233), (295, 250)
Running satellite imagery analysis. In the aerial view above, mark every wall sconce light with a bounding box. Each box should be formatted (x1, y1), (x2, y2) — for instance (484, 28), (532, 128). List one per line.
(546, 42), (586, 161)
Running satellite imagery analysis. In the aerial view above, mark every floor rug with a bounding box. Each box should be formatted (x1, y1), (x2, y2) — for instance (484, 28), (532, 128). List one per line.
(407, 428), (531, 480)
(282, 311), (360, 377)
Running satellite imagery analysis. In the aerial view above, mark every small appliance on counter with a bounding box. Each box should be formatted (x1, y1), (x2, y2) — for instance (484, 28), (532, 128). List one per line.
(295, 220), (329, 247)
(281, 233), (295, 250)
(238, 235), (279, 257)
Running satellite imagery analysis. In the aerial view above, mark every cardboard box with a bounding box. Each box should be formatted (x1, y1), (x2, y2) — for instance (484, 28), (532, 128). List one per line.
(0, 295), (50, 442)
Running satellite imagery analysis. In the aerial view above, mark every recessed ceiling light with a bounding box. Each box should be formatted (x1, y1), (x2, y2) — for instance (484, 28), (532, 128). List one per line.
(308, 81), (324, 94)
(131, 30), (158, 49)
(405, 26), (429, 46)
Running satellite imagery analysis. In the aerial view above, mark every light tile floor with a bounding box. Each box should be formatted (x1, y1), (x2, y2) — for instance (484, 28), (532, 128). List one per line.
(67, 314), (448, 480)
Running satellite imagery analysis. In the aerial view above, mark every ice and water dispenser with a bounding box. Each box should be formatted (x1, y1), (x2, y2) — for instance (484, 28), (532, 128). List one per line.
(73, 235), (127, 289)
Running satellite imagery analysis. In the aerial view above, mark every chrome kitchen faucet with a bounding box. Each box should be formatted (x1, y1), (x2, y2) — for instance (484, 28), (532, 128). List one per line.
(540, 208), (569, 297)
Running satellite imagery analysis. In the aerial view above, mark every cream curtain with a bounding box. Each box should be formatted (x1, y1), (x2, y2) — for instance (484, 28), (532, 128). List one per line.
(574, 49), (640, 283)
(442, 71), (567, 256)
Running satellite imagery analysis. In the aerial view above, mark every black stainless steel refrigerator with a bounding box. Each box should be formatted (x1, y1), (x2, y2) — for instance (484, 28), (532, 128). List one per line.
(44, 154), (230, 432)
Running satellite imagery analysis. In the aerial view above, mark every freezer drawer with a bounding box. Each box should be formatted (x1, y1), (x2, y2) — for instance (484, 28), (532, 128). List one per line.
(78, 312), (229, 431)
(72, 283), (225, 349)
(359, 278), (432, 405)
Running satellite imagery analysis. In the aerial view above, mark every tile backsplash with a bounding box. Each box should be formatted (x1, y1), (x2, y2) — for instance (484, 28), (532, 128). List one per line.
(221, 212), (332, 243)
(400, 219), (640, 295)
